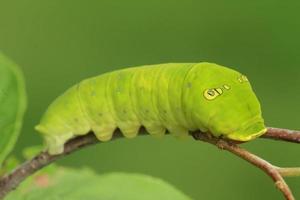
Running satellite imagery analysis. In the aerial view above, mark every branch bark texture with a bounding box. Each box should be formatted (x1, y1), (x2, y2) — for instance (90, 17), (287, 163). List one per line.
(0, 127), (299, 200)
(262, 127), (300, 143)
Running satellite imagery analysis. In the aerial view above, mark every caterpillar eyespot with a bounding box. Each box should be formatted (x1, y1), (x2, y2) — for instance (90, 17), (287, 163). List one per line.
(238, 75), (249, 83)
(223, 84), (231, 90)
(35, 62), (267, 155)
(203, 88), (223, 100)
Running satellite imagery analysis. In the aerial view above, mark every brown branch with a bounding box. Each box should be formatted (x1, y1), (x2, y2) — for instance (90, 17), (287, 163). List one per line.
(262, 127), (300, 143)
(192, 132), (295, 200)
(0, 127), (299, 200)
(0, 132), (100, 199)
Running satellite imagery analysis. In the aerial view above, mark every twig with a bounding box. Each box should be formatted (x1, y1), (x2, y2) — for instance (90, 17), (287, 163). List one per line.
(192, 132), (295, 200)
(0, 132), (100, 199)
(262, 127), (300, 143)
(0, 127), (299, 200)
(276, 167), (300, 177)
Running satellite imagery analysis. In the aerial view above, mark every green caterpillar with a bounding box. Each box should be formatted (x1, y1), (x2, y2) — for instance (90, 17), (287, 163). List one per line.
(35, 62), (267, 155)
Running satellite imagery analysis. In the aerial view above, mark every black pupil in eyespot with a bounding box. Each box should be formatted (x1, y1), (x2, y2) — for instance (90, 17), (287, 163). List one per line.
(208, 90), (215, 96)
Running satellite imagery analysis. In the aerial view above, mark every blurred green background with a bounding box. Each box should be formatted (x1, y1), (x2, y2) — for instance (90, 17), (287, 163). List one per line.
(1, 0), (300, 199)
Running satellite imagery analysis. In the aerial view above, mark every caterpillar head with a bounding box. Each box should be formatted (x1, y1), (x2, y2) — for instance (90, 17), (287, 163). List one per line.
(191, 63), (267, 141)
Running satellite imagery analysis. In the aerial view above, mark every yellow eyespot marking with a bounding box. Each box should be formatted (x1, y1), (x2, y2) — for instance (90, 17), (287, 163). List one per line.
(242, 75), (248, 82)
(215, 88), (223, 94)
(238, 75), (249, 83)
(204, 88), (223, 100)
(223, 84), (231, 90)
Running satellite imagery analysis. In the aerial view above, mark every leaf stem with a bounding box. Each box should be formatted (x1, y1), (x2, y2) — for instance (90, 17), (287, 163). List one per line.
(276, 167), (300, 177)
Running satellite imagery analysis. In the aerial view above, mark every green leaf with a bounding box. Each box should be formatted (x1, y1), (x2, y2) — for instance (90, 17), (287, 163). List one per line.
(6, 167), (193, 200)
(0, 156), (19, 176)
(0, 52), (27, 167)
(22, 145), (43, 160)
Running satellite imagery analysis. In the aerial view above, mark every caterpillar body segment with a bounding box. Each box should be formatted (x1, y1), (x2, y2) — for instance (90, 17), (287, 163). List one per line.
(35, 63), (267, 155)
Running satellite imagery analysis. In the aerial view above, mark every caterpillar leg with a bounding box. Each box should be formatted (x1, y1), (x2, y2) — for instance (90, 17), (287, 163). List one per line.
(144, 122), (166, 138)
(45, 132), (73, 155)
(92, 126), (116, 141)
(167, 126), (190, 139)
(118, 122), (140, 138)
